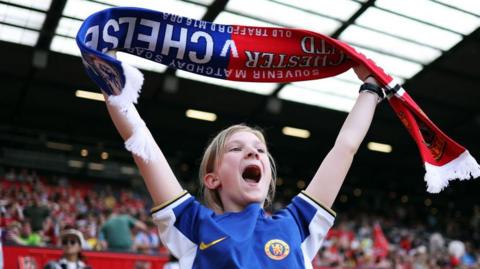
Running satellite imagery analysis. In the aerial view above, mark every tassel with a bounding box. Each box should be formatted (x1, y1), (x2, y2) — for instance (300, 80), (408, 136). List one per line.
(118, 104), (160, 162)
(125, 124), (160, 163)
(424, 151), (480, 193)
(108, 62), (144, 110)
(106, 61), (158, 162)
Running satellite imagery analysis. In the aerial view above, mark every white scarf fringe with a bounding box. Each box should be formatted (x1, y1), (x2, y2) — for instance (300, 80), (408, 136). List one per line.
(106, 62), (158, 162)
(424, 150), (480, 193)
(108, 62), (144, 108)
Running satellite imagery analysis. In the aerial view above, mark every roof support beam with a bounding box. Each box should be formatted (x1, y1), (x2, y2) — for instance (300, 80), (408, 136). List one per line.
(36, 0), (67, 49)
(202, 0), (229, 22)
(10, 0), (67, 125)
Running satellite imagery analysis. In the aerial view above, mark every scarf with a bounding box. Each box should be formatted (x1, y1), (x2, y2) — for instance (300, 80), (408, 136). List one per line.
(76, 7), (479, 193)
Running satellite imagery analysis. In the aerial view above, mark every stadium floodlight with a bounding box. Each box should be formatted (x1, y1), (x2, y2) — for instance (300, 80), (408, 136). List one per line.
(68, 160), (84, 168)
(282, 126), (310, 139)
(75, 90), (104, 102)
(46, 141), (73, 151)
(88, 162), (105, 171)
(367, 142), (392, 153)
(185, 109), (217, 122)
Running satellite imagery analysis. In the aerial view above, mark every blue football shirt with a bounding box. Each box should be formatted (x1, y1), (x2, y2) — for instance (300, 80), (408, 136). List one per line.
(151, 190), (335, 269)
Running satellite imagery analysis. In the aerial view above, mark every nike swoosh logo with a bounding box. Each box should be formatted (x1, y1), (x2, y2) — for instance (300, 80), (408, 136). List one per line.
(199, 236), (227, 250)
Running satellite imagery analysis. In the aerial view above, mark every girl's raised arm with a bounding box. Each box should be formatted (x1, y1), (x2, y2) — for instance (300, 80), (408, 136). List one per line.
(104, 102), (183, 206)
(305, 65), (381, 208)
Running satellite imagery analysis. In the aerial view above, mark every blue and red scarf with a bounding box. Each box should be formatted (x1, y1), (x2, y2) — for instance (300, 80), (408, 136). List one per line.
(76, 7), (479, 193)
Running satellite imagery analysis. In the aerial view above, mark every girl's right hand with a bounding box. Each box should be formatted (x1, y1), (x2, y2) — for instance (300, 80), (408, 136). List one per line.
(353, 64), (380, 86)
(353, 64), (372, 82)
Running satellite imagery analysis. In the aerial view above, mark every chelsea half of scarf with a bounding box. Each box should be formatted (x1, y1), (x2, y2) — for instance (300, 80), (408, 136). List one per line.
(76, 7), (479, 193)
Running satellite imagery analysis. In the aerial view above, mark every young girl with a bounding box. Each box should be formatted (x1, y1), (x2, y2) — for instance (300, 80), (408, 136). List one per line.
(104, 63), (381, 268)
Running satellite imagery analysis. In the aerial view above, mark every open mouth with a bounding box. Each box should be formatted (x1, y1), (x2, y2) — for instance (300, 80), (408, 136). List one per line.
(242, 165), (262, 183)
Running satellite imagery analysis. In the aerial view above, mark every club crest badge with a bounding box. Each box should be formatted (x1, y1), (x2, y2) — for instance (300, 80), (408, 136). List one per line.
(83, 54), (123, 95)
(264, 239), (290, 260)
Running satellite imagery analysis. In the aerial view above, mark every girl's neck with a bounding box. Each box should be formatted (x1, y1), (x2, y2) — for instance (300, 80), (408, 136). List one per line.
(65, 253), (79, 262)
(220, 202), (262, 214)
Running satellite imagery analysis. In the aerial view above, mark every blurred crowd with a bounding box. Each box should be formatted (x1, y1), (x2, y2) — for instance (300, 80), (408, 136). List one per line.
(1, 167), (480, 269)
(0, 167), (161, 255)
(316, 216), (479, 268)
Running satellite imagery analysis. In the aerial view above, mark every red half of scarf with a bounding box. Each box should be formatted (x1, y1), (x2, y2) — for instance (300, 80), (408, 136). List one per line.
(316, 31), (479, 193)
(225, 26), (479, 192)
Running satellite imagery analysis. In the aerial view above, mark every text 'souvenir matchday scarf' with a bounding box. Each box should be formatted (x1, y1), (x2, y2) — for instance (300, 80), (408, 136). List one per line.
(76, 7), (479, 193)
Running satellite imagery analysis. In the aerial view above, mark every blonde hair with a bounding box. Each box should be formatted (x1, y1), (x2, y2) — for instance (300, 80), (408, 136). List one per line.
(199, 124), (277, 213)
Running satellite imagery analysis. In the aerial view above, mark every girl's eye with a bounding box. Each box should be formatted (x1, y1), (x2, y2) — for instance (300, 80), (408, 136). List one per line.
(230, 147), (241, 151)
(257, 148), (266, 153)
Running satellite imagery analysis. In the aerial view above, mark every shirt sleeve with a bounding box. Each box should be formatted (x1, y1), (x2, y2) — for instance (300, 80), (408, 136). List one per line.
(286, 191), (336, 261)
(150, 191), (206, 259)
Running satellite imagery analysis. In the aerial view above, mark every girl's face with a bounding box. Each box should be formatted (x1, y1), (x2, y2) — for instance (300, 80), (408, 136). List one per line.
(62, 236), (81, 255)
(209, 131), (272, 212)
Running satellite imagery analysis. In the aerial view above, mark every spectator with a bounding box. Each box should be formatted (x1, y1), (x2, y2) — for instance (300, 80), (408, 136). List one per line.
(23, 194), (50, 233)
(103, 187), (116, 209)
(83, 213), (100, 250)
(99, 208), (146, 252)
(8, 222), (44, 246)
(133, 227), (150, 254)
(5, 168), (16, 181)
(133, 221), (160, 254)
(44, 228), (91, 269)
(461, 242), (478, 267)
(42, 217), (58, 246)
(429, 233), (445, 254)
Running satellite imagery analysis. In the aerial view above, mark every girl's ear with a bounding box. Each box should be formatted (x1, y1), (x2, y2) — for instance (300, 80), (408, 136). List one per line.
(204, 173), (221, 190)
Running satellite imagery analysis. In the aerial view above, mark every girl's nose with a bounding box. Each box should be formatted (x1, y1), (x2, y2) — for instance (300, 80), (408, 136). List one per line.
(246, 148), (259, 159)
